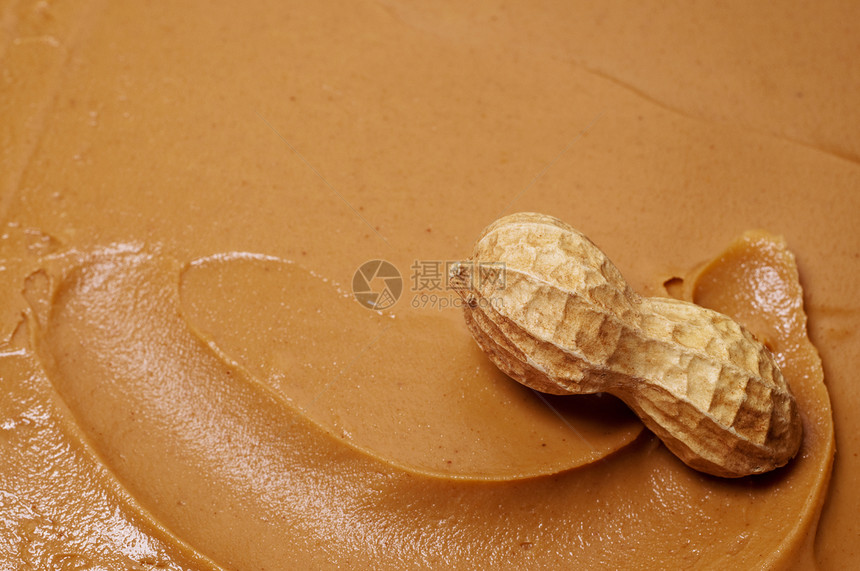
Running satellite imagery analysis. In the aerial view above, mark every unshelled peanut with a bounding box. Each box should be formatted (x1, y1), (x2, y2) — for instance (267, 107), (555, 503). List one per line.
(450, 212), (802, 478)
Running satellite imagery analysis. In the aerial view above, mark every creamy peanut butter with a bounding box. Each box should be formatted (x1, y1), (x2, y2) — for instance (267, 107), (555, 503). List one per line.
(1, 1), (858, 569)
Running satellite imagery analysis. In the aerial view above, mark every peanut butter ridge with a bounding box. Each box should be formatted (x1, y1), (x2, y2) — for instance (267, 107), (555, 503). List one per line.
(178, 253), (641, 480)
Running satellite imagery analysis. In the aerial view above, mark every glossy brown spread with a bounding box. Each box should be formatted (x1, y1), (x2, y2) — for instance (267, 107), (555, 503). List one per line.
(1, 1), (857, 569)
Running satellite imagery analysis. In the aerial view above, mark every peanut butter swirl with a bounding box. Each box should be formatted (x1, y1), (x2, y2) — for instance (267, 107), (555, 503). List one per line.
(0, 235), (831, 569)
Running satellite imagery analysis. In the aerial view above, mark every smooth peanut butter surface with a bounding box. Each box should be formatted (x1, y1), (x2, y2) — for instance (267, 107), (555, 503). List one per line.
(1, 1), (858, 569)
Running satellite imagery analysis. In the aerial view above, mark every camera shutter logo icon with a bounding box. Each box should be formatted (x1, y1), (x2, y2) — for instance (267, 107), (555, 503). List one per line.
(352, 260), (402, 310)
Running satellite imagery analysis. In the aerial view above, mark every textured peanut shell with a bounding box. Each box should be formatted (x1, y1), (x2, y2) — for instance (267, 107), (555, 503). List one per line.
(451, 212), (803, 478)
